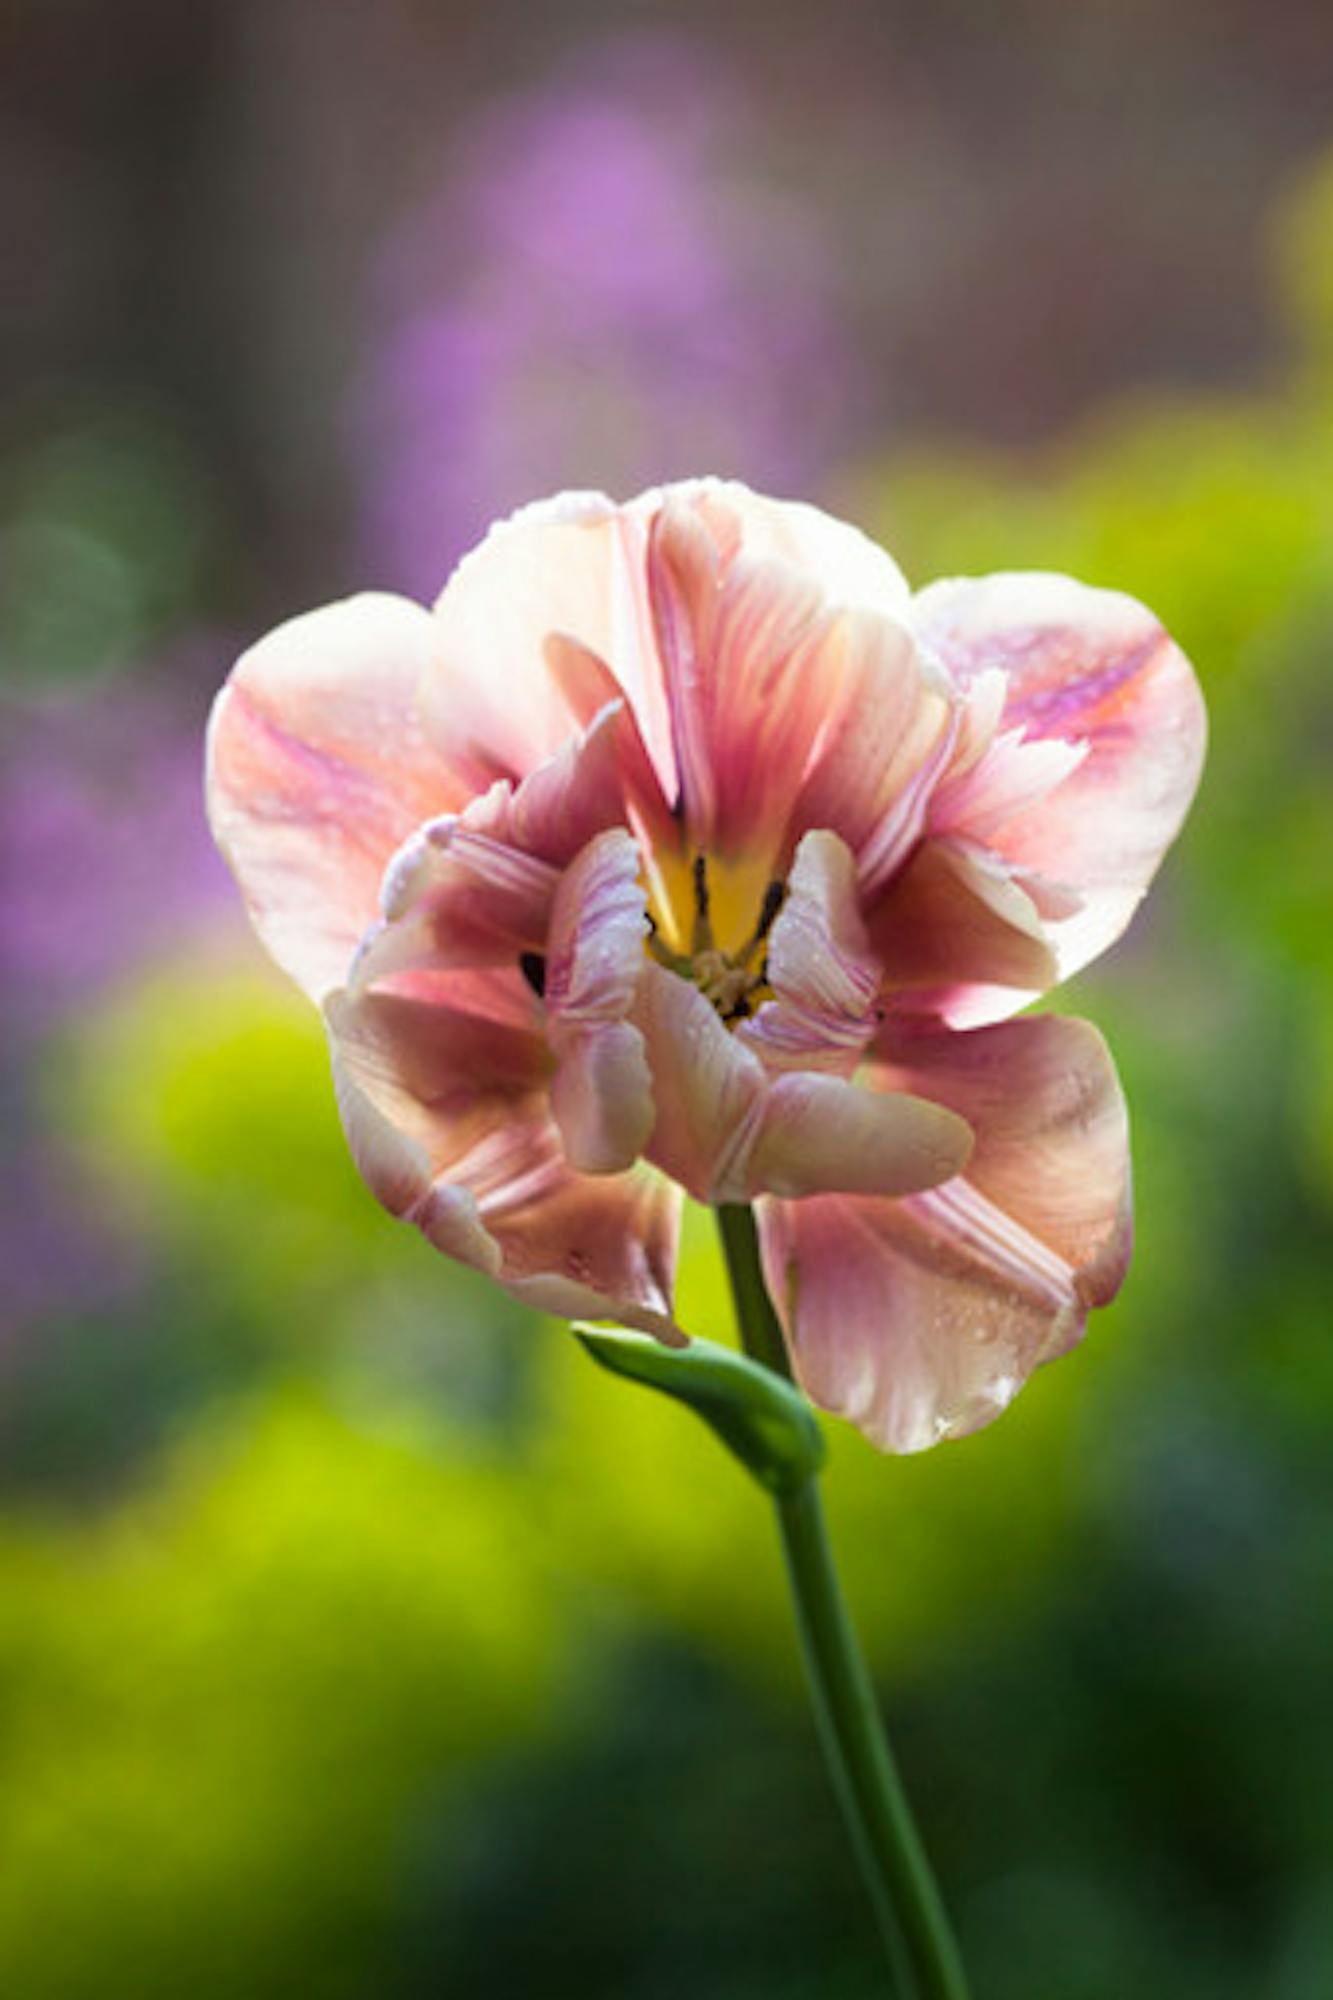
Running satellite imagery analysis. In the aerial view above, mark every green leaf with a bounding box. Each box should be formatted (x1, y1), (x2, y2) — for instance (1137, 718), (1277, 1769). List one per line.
(574, 1326), (825, 1496)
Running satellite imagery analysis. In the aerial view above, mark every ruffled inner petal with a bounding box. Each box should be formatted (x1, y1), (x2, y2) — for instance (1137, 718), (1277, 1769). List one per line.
(866, 835), (1058, 1026)
(544, 830), (654, 1173)
(738, 829), (880, 1075)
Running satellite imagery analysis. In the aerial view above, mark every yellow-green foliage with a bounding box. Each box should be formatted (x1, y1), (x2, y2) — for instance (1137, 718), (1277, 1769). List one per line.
(0, 1394), (558, 2000)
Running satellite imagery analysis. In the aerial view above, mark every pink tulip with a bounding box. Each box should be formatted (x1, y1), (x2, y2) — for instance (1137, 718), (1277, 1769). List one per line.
(207, 481), (1205, 1451)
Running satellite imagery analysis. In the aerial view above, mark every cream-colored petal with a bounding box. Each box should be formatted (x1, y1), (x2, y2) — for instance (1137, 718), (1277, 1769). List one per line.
(425, 490), (676, 797)
(206, 593), (458, 998)
(745, 1073), (973, 1201)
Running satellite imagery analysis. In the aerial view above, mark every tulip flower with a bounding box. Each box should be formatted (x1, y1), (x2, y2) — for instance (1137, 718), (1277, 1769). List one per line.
(207, 478), (1205, 1998)
(208, 480), (1205, 1455)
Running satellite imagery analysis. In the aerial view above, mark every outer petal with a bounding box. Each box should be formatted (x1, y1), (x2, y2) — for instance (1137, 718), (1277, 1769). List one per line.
(758, 1013), (1131, 1453)
(661, 478), (913, 621)
(424, 491), (678, 797)
(545, 830), (654, 1173)
(206, 593), (459, 999)
(913, 572), (1206, 984)
(874, 1012), (1132, 1304)
(327, 985), (681, 1340)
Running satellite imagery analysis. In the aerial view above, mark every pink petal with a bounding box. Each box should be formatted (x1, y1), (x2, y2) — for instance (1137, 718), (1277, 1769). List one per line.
(785, 611), (954, 894)
(327, 984), (682, 1340)
(545, 830), (654, 1173)
(674, 479), (913, 620)
(738, 830), (880, 1075)
(206, 593), (458, 998)
(645, 499), (721, 843)
(351, 800), (560, 995)
(866, 836), (1058, 1026)
(542, 633), (678, 847)
(634, 964), (767, 1203)
(746, 1072), (973, 1201)
(758, 1192), (1078, 1454)
(635, 962), (971, 1205)
(549, 1024), (656, 1178)
(913, 572), (1206, 985)
(647, 496), (837, 861)
(874, 1012), (1132, 1305)
(757, 1011), (1131, 1453)
(424, 491), (677, 800)
(350, 702), (647, 1000)
(505, 702), (636, 862)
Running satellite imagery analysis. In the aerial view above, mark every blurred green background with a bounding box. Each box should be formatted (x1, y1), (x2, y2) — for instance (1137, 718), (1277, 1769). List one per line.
(3, 4), (1333, 1995)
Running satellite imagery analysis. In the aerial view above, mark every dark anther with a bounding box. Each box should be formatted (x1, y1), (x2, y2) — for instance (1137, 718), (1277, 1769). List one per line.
(755, 879), (786, 941)
(520, 951), (547, 998)
(691, 852), (711, 920)
(722, 995), (754, 1022)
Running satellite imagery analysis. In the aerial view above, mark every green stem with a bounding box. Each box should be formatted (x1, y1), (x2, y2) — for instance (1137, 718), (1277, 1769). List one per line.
(716, 1205), (972, 2000)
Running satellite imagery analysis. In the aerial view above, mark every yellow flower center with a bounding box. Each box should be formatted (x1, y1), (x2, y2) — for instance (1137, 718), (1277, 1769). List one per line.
(645, 850), (786, 1024)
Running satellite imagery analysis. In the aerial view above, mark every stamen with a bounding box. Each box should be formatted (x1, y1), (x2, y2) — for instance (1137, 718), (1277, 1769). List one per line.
(738, 878), (787, 967)
(647, 932), (692, 974)
(691, 852), (715, 954)
(519, 951), (547, 998)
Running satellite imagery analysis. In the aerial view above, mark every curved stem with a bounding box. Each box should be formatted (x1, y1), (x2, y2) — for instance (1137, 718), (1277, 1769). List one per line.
(716, 1204), (972, 2000)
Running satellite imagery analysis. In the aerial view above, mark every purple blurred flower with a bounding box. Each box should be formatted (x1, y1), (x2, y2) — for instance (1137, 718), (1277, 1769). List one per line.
(0, 661), (239, 1340)
(354, 34), (866, 594)
(0, 668), (235, 1028)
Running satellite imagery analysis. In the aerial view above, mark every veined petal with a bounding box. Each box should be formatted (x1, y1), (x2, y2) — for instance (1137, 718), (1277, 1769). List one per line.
(549, 1023), (655, 1178)
(873, 1011), (1132, 1305)
(867, 836), (1058, 1025)
(635, 961), (971, 1205)
(542, 634), (677, 845)
(634, 964), (767, 1204)
(648, 497), (838, 860)
(350, 803), (559, 995)
(757, 1010), (1131, 1453)
(206, 593), (457, 999)
(746, 1073), (972, 1201)
(739, 830), (879, 1075)
(327, 984), (682, 1339)
(786, 611), (954, 893)
(646, 498), (721, 842)
(931, 727), (1089, 840)
(666, 479), (913, 619)
(914, 572), (1206, 984)
(545, 831), (654, 1173)
(757, 1192), (1079, 1454)
(424, 491), (677, 798)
